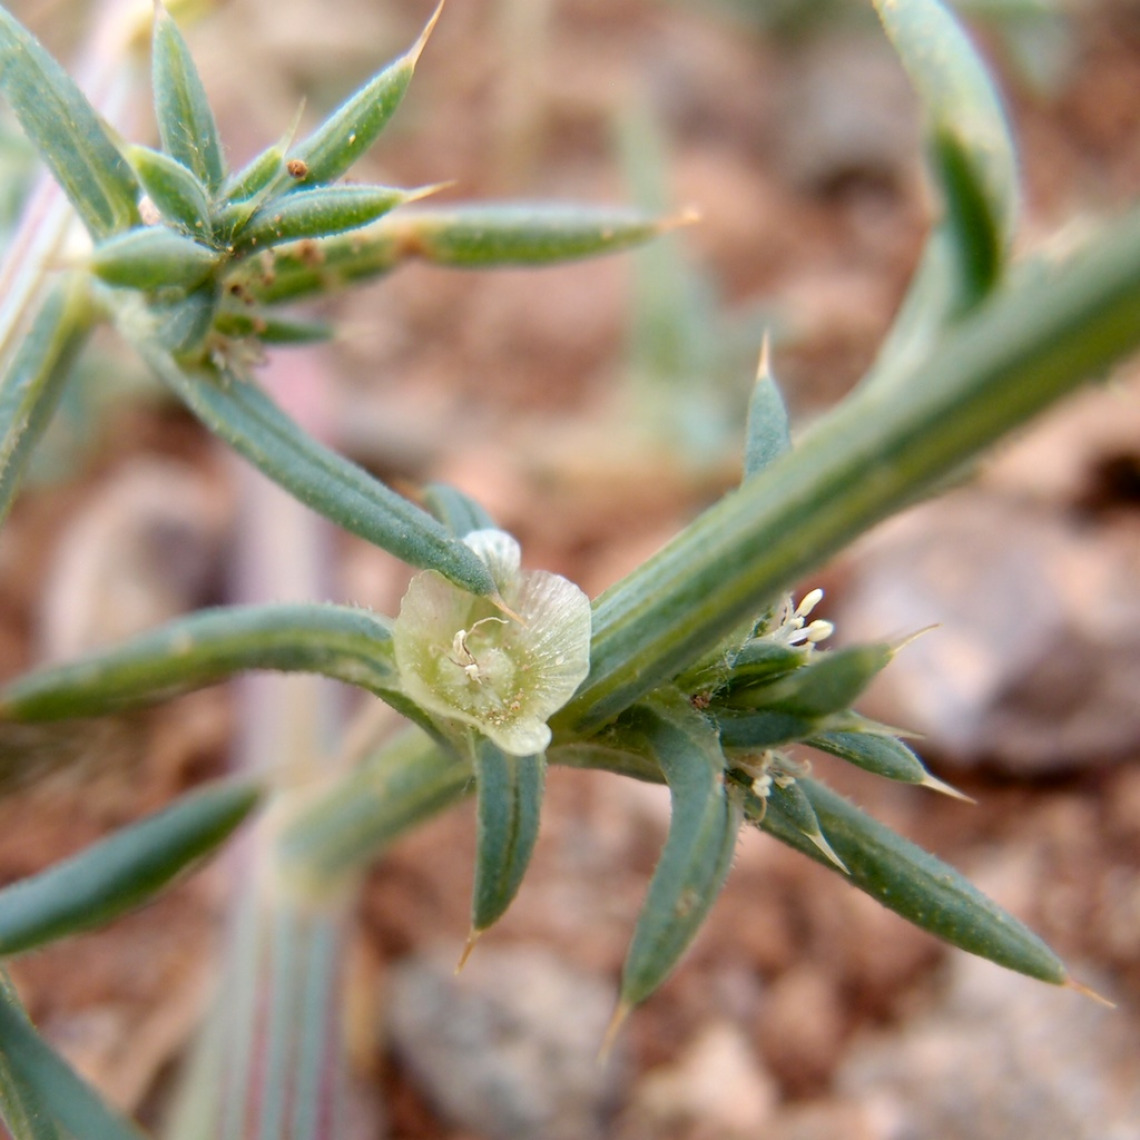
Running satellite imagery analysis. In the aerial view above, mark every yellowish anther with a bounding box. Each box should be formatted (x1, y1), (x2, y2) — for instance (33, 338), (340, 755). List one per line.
(598, 1000), (632, 1065)
(1064, 976), (1116, 1008)
(455, 929), (481, 974)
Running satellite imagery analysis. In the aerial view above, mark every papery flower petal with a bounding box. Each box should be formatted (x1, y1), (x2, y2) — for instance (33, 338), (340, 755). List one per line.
(392, 529), (592, 756)
(463, 529), (521, 593)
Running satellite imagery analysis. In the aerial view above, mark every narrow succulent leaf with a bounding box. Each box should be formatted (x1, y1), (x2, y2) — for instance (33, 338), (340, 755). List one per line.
(0, 970), (66, 1140)
(766, 780), (847, 871)
(723, 644), (893, 716)
(242, 228), (404, 305)
(619, 695), (743, 1009)
(0, 7), (138, 237)
(213, 306), (332, 344)
(152, 1), (226, 192)
(128, 144), (213, 236)
(0, 604), (398, 722)
(716, 708), (821, 750)
(241, 202), (673, 306)
(861, 0), (1018, 393)
(932, 126), (1004, 306)
(557, 204), (1140, 736)
(874, 0), (1018, 246)
(233, 184), (423, 255)
(724, 638), (807, 688)
(808, 729), (930, 784)
(222, 143), (286, 204)
(277, 2), (442, 191)
(277, 729), (474, 888)
(422, 482), (497, 537)
(146, 281), (220, 355)
(90, 226), (222, 291)
(743, 337), (791, 480)
(469, 740), (545, 940)
(0, 983), (149, 1140)
(0, 779), (261, 956)
(0, 278), (93, 526)
(136, 346), (497, 595)
(377, 204), (677, 268)
(756, 776), (1067, 983)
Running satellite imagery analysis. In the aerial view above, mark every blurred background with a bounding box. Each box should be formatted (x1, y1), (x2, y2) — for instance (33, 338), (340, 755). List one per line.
(1, 0), (1139, 1137)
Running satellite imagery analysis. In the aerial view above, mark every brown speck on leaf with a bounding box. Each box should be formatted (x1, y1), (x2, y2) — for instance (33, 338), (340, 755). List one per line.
(286, 158), (309, 179)
(296, 240), (325, 266)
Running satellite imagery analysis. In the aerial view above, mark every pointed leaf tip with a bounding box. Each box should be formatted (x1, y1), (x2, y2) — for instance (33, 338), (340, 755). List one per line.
(806, 827), (849, 873)
(659, 206), (701, 234)
(410, 0), (447, 66)
(599, 1000), (631, 1064)
(919, 772), (975, 803)
(456, 929), (480, 973)
(1064, 976), (1116, 1009)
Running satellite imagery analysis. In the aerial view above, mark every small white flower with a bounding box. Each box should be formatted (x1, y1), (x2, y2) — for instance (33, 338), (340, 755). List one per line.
(393, 529), (592, 756)
(769, 588), (834, 647)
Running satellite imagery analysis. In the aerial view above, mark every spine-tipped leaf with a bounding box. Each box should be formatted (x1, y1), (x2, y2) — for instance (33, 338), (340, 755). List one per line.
(91, 227), (222, 291)
(0, 8), (138, 237)
(0, 779), (261, 955)
(279, 3), (440, 191)
(152, 2), (226, 193)
(137, 346), (497, 595)
(233, 184), (418, 254)
(242, 203), (673, 306)
(128, 144), (213, 236)
(470, 741), (545, 938)
(809, 728), (931, 785)
(766, 780), (846, 871)
(0, 279), (93, 526)
(619, 697), (743, 1010)
(0, 984), (147, 1140)
(0, 604), (399, 722)
(378, 204), (676, 268)
(721, 644), (892, 715)
(743, 341), (791, 480)
(756, 776), (1067, 983)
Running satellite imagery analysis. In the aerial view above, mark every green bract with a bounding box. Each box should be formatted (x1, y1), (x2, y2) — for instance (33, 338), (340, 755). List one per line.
(393, 529), (592, 755)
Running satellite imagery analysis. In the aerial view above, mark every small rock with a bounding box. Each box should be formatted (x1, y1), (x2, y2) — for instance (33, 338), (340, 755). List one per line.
(620, 1020), (778, 1139)
(836, 952), (1140, 1140)
(776, 33), (918, 192)
(385, 945), (622, 1140)
(837, 491), (1140, 772)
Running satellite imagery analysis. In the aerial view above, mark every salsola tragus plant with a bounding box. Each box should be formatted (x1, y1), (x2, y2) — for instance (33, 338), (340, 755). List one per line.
(0, 0), (1138, 1133)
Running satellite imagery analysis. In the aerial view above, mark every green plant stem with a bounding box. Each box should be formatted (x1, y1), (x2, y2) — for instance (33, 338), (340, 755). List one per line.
(555, 206), (1140, 736)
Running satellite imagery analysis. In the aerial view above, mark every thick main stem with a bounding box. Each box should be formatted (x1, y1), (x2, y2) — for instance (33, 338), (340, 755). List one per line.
(555, 206), (1140, 736)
